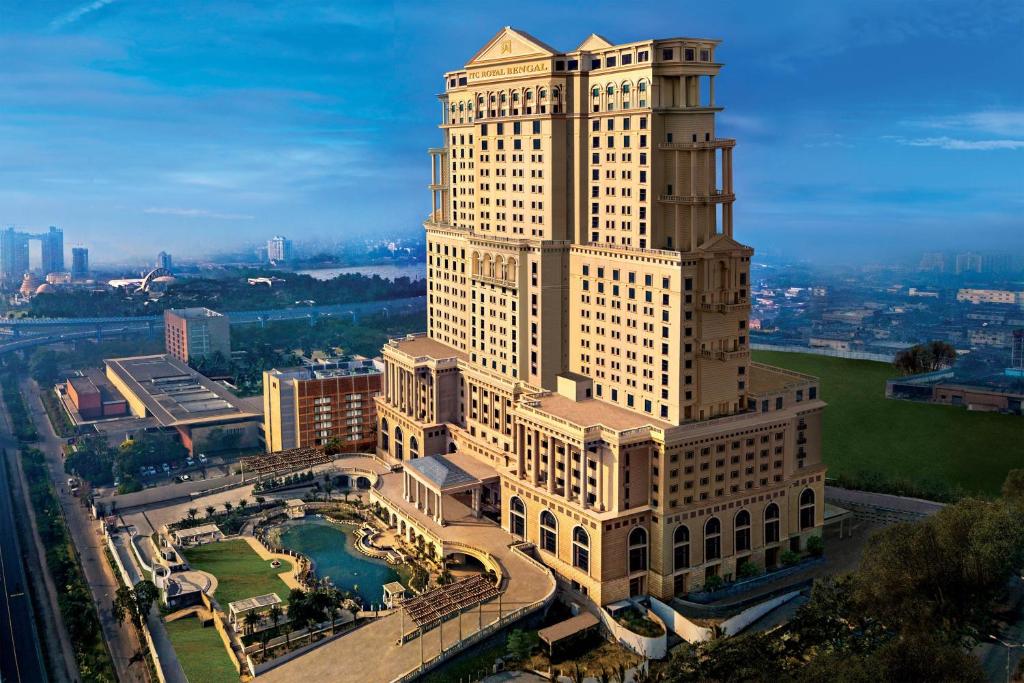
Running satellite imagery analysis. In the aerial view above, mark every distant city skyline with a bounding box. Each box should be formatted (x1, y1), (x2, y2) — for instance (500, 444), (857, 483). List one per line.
(1, 0), (1021, 262)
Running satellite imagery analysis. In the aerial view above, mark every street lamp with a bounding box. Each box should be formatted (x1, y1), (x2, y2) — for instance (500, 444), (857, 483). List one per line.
(988, 634), (1023, 683)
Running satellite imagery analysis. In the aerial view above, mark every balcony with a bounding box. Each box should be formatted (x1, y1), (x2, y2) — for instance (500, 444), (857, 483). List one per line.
(699, 299), (749, 314)
(657, 138), (736, 151)
(699, 348), (750, 362)
(657, 191), (735, 205)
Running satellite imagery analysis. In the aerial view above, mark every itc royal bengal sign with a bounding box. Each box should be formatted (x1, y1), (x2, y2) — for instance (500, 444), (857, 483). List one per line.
(467, 60), (551, 82)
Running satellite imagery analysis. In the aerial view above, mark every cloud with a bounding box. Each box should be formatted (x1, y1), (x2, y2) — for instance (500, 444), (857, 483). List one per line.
(895, 136), (1024, 151)
(49, 0), (121, 31)
(143, 207), (254, 220)
(912, 110), (1024, 137)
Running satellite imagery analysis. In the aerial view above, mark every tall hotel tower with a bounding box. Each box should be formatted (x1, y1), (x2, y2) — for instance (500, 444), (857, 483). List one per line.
(376, 28), (826, 603)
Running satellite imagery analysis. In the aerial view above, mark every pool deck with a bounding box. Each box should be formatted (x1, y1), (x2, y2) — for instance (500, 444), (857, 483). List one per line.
(258, 457), (556, 682)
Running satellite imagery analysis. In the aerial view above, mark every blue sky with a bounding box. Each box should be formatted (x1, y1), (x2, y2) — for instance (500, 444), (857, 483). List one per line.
(1, 0), (1021, 264)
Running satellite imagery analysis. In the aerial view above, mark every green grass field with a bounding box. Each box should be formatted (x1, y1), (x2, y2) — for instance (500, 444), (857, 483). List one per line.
(754, 351), (1023, 498)
(164, 616), (239, 683)
(182, 539), (294, 607)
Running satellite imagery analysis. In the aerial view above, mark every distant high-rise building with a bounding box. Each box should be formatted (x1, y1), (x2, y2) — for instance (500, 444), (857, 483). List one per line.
(955, 251), (982, 275)
(156, 251), (173, 272)
(1010, 329), (1024, 374)
(255, 245), (269, 263)
(164, 307), (231, 364)
(918, 252), (946, 273)
(40, 226), (64, 275)
(71, 247), (89, 279)
(267, 236), (292, 262)
(0, 227), (30, 284)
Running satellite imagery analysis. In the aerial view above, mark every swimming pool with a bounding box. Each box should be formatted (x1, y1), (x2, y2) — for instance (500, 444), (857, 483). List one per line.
(277, 516), (400, 606)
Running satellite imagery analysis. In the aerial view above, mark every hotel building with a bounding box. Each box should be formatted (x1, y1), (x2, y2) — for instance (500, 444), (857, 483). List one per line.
(375, 27), (826, 604)
(263, 356), (383, 453)
(164, 307), (232, 364)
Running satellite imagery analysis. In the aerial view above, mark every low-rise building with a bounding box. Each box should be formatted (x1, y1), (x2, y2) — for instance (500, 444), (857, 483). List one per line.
(957, 289), (1024, 306)
(66, 373), (128, 420)
(105, 354), (262, 454)
(263, 356), (383, 453)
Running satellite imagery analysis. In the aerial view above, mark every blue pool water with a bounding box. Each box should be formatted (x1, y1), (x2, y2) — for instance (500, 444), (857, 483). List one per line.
(277, 516), (399, 606)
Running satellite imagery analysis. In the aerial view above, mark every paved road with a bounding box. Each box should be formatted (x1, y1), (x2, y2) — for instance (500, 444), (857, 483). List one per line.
(21, 379), (151, 683)
(0, 442), (48, 682)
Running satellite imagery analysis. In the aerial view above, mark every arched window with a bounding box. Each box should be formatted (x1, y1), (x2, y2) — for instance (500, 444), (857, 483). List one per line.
(704, 517), (721, 561)
(458, 102), (464, 111)
(539, 88), (547, 99)
(622, 82), (631, 94)
(512, 91), (519, 101)
(591, 86), (600, 98)
(394, 425), (404, 460)
(639, 81), (647, 92)
(673, 525), (690, 571)
(509, 496), (526, 538)
(409, 436), (419, 458)
(380, 417), (389, 451)
(764, 503), (780, 543)
(572, 526), (590, 573)
(540, 510), (557, 553)
(500, 92), (507, 102)
(628, 527), (648, 573)
(735, 510), (751, 552)
(800, 489), (816, 530)
(606, 84), (615, 96)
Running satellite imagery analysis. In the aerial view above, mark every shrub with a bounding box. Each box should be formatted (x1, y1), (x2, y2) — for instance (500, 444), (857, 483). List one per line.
(781, 550), (801, 567)
(703, 574), (725, 592)
(806, 534), (824, 557)
(737, 560), (761, 579)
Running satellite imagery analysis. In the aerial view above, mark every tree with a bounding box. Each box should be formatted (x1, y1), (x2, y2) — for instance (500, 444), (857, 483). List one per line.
(29, 349), (60, 386)
(224, 501), (233, 513)
(1002, 469), (1024, 510)
(112, 586), (137, 628)
(238, 498), (248, 511)
(134, 580), (159, 622)
(243, 611), (262, 637)
(894, 340), (956, 376)
(506, 629), (538, 662)
(205, 505), (216, 518)
(187, 507), (198, 522)
(112, 580), (159, 631)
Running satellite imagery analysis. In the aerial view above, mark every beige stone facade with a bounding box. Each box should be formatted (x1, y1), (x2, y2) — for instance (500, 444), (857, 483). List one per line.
(376, 27), (826, 605)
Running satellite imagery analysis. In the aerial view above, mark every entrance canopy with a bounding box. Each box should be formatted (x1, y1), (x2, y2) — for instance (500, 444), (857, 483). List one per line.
(402, 453), (499, 525)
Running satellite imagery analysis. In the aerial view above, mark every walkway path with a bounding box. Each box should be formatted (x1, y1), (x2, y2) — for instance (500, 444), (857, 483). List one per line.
(243, 536), (303, 591)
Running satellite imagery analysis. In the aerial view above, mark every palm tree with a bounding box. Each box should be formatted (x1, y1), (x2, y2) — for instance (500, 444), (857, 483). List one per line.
(186, 507), (198, 522)
(238, 498), (248, 511)
(205, 505), (215, 519)
(224, 501), (233, 513)
(243, 611), (261, 636)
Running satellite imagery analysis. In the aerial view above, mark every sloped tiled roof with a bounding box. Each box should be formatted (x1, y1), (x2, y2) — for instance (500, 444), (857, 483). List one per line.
(406, 455), (479, 490)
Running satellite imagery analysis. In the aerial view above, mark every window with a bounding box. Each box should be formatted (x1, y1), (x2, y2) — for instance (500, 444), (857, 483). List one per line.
(800, 489), (816, 530)
(735, 510), (751, 552)
(628, 527), (648, 572)
(704, 517), (721, 561)
(540, 510), (558, 553)
(764, 502), (780, 543)
(380, 417), (389, 451)
(510, 496), (526, 538)
(673, 525), (690, 571)
(572, 526), (590, 572)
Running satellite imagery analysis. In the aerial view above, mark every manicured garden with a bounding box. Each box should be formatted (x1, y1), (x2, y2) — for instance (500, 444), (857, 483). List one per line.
(754, 350), (1024, 498)
(182, 539), (294, 606)
(164, 615), (239, 683)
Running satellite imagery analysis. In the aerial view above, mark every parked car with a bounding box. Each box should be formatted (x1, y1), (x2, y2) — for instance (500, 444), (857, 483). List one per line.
(177, 474), (191, 482)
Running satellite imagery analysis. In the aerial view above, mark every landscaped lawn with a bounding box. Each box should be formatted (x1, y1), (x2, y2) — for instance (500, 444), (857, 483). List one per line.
(754, 350), (1024, 498)
(182, 539), (294, 607)
(164, 615), (239, 683)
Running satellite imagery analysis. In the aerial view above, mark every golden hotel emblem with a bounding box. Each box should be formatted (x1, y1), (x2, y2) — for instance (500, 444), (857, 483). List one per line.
(500, 39), (512, 54)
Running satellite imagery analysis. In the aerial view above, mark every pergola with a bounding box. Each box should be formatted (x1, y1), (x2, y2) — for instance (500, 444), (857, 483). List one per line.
(402, 575), (500, 630)
(401, 453), (499, 526)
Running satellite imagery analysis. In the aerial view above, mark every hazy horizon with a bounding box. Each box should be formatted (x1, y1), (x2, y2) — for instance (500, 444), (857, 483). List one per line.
(2, 0), (1022, 263)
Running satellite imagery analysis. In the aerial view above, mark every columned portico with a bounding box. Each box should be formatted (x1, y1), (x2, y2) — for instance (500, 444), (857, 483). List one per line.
(402, 452), (499, 527)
